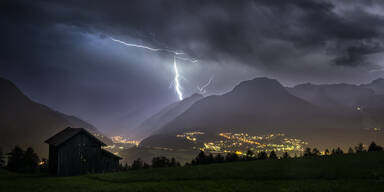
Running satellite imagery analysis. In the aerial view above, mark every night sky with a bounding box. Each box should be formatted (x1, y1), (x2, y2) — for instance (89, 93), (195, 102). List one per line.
(1, 0), (384, 135)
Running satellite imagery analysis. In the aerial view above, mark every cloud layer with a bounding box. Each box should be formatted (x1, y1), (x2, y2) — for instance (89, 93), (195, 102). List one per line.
(1, 0), (384, 134)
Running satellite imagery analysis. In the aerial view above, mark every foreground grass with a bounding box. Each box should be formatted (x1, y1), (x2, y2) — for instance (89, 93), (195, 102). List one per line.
(1, 152), (384, 192)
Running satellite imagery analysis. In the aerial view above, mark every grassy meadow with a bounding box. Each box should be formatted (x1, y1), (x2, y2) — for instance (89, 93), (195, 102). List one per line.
(1, 152), (384, 192)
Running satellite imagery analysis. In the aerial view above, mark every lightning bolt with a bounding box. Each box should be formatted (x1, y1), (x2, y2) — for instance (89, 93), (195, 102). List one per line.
(111, 37), (197, 100)
(197, 76), (214, 94)
(173, 56), (183, 100)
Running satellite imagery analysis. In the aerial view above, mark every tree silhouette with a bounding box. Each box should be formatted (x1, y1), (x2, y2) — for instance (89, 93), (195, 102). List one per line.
(282, 152), (290, 159)
(304, 148), (312, 157)
(131, 158), (144, 170)
(225, 153), (239, 162)
(257, 151), (268, 160)
(348, 147), (354, 154)
(7, 146), (24, 172)
(245, 150), (254, 160)
(324, 149), (330, 156)
(312, 148), (320, 156)
(0, 147), (5, 167)
(22, 147), (39, 173)
(214, 154), (224, 163)
(143, 162), (150, 169)
(194, 151), (207, 165)
(368, 142), (383, 152)
(355, 143), (365, 153)
(332, 147), (344, 155)
(269, 151), (277, 159)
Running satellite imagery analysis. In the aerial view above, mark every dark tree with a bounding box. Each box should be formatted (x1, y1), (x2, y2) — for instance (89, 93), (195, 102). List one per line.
(257, 151), (268, 160)
(22, 147), (39, 173)
(194, 151), (207, 165)
(324, 149), (330, 156)
(348, 147), (354, 154)
(214, 154), (225, 163)
(282, 152), (290, 159)
(152, 156), (180, 168)
(312, 148), (320, 156)
(225, 153), (239, 162)
(304, 148), (312, 157)
(131, 158), (144, 170)
(152, 156), (169, 168)
(245, 150), (254, 160)
(170, 157), (177, 167)
(368, 142), (383, 152)
(207, 154), (214, 164)
(269, 151), (278, 159)
(355, 143), (365, 153)
(143, 162), (150, 169)
(332, 147), (344, 155)
(7, 146), (24, 172)
(0, 147), (5, 168)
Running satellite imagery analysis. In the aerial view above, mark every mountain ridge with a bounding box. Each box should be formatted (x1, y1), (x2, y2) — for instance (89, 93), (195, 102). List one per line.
(0, 77), (111, 157)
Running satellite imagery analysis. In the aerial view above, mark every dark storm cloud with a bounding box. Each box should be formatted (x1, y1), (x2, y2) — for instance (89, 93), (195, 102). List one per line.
(3, 0), (384, 67)
(1, 0), (384, 135)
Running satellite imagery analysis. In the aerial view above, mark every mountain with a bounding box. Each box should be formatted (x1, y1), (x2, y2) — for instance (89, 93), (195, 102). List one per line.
(288, 81), (384, 134)
(0, 77), (111, 157)
(157, 78), (328, 134)
(133, 93), (203, 140)
(141, 78), (383, 150)
(288, 83), (378, 110)
(361, 78), (384, 95)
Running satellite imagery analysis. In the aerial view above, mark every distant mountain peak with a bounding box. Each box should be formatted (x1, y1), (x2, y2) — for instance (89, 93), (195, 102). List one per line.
(230, 77), (287, 97)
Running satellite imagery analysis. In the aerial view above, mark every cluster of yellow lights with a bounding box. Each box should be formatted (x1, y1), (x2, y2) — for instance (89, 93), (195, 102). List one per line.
(175, 131), (308, 155)
(111, 136), (139, 146)
(176, 132), (205, 142)
(202, 132), (307, 154)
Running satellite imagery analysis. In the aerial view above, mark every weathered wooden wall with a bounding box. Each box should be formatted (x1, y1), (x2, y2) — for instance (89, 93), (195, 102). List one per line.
(49, 132), (120, 176)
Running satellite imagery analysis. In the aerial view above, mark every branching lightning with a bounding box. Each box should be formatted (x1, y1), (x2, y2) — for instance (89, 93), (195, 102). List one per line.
(111, 37), (198, 100)
(197, 76), (214, 94)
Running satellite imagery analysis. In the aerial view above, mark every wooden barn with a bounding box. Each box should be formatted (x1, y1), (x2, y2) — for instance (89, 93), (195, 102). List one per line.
(45, 127), (121, 176)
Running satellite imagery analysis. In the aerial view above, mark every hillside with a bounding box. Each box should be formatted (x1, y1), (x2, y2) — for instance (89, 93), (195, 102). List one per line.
(1, 152), (384, 192)
(0, 77), (111, 157)
(132, 93), (203, 140)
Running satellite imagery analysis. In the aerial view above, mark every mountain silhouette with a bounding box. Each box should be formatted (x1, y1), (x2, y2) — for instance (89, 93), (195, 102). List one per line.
(133, 93), (203, 140)
(0, 77), (111, 157)
(141, 78), (383, 150)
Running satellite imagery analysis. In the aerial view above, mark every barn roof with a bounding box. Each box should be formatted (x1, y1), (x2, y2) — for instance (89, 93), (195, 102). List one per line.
(101, 149), (122, 160)
(45, 127), (106, 147)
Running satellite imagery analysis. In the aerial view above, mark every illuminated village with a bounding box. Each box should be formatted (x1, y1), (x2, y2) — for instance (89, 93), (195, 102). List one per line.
(176, 131), (308, 156)
(103, 136), (140, 156)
